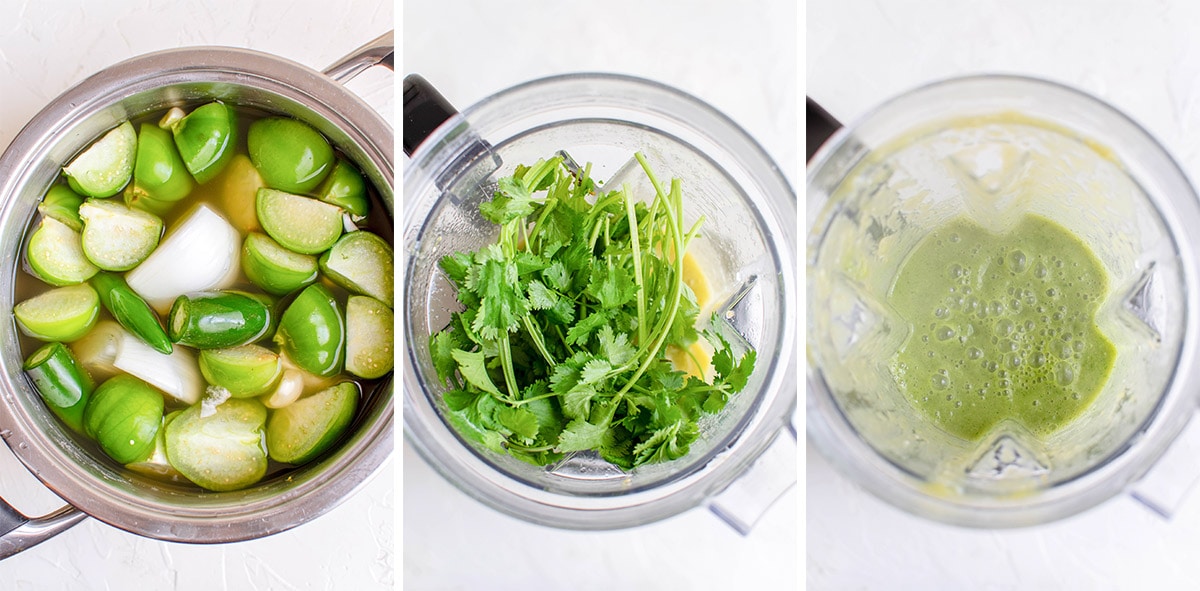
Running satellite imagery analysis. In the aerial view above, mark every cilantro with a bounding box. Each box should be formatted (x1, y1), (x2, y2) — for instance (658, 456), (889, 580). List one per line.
(431, 153), (757, 470)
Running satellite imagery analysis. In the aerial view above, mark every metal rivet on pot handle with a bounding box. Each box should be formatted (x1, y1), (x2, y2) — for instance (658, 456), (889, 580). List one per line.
(323, 30), (394, 83)
(0, 497), (86, 559)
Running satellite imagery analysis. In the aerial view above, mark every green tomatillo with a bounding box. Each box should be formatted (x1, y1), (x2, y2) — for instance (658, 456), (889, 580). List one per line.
(248, 117), (334, 194)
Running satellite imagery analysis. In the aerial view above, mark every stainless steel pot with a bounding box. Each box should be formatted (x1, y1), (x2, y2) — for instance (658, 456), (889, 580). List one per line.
(0, 32), (394, 557)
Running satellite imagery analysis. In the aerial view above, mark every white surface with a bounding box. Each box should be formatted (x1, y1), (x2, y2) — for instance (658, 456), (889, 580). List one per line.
(0, 1), (394, 589)
(403, 1), (798, 589)
(808, 2), (1200, 589)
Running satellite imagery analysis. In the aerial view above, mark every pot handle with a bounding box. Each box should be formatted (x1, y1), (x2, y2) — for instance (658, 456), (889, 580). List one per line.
(322, 30), (394, 84)
(706, 421), (797, 535)
(0, 496), (86, 559)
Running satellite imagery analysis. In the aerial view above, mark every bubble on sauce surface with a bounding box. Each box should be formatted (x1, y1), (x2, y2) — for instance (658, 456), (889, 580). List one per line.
(1009, 250), (1027, 273)
(1055, 364), (1076, 386)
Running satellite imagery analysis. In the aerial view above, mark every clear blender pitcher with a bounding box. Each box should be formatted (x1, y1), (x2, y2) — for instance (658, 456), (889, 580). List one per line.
(807, 75), (1200, 527)
(403, 73), (797, 532)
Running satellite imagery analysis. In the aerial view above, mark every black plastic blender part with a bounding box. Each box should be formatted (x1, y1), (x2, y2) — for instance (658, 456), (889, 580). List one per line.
(806, 97), (842, 163)
(403, 74), (458, 157)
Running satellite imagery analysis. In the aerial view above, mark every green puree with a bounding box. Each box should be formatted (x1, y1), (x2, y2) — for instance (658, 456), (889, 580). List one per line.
(888, 214), (1116, 441)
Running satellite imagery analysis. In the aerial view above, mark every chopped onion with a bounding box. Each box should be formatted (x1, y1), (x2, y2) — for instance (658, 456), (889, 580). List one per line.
(73, 320), (203, 405)
(69, 320), (123, 381)
(126, 204), (241, 314)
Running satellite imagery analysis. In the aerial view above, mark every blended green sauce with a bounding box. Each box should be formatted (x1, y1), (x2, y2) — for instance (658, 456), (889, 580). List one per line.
(888, 214), (1116, 440)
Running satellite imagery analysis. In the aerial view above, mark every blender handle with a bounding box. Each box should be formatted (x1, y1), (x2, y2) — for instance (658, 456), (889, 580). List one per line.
(323, 30), (395, 84)
(1130, 409), (1200, 519)
(402, 74), (460, 157)
(807, 98), (842, 163)
(707, 421), (797, 535)
(0, 497), (86, 559)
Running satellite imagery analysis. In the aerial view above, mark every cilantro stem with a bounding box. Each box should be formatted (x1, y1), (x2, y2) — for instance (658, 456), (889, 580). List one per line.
(588, 216), (605, 251)
(521, 315), (555, 366)
(615, 159), (690, 402)
(497, 332), (519, 401)
(506, 442), (556, 453)
(510, 390), (559, 406)
(553, 324), (574, 356)
(527, 195), (557, 251)
(624, 184), (648, 347)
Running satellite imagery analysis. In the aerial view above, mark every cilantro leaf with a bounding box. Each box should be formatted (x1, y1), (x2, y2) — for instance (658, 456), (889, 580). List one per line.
(526, 279), (558, 310)
(597, 325), (636, 368)
(450, 349), (503, 398)
(467, 245), (528, 340)
(580, 359), (613, 385)
(521, 395), (565, 446)
(439, 251), (473, 285)
(443, 389), (478, 412)
(565, 310), (610, 346)
(586, 258), (637, 309)
(480, 176), (538, 225)
(633, 420), (699, 465)
(556, 415), (611, 453)
(496, 406), (540, 444)
(708, 329), (756, 394)
(563, 385), (599, 421)
(430, 329), (464, 386)
(541, 261), (572, 292)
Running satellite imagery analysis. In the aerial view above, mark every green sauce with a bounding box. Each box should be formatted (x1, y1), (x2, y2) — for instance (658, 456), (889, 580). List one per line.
(888, 214), (1116, 440)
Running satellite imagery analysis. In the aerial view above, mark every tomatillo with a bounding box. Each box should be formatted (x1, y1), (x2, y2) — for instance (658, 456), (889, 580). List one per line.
(164, 398), (268, 492)
(170, 102), (236, 184)
(248, 117), (334, 194)
(126, 123), (194, 206)
(84, 374), (164, 464)
(275, 284), (344, 377)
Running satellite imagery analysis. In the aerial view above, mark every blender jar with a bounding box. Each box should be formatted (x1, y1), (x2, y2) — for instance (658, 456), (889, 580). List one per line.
(403, 73), (796, 532)
(807, 75), (1200, 526)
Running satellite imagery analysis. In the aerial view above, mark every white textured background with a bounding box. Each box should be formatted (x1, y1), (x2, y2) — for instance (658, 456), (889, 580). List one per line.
(0, 1), (394, 589)
(404, 1), (798, 590)
(808, 2), (1200, 589)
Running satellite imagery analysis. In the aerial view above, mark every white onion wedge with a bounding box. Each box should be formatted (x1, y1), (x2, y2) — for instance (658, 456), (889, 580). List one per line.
(114, 335), (203, 406)
(72, 320), (203, 405)
(69, 320), (123, 381)
(126, 204), (241, 314)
